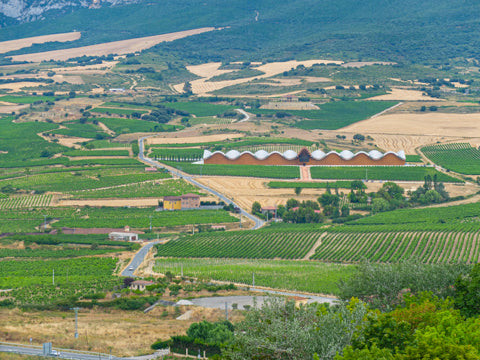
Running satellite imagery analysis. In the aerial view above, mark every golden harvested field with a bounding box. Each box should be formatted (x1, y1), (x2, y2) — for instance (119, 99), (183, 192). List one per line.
(369, 88), (444, 101)
(9, 28), (218, 62)
(0, 81), (50, 92)
(370, 134), (462, 153)
(174, 59), (343, 95)
(0, 32), (81, 53)
(343, 113), (480, 137)
(146, 133), (244, 145)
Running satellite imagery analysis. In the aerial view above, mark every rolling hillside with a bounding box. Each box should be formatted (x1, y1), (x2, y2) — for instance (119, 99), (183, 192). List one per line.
(2, 0), (480, 63)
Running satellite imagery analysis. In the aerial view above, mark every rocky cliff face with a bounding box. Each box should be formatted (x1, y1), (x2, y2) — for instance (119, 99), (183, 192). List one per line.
(0, 0), (138, 23)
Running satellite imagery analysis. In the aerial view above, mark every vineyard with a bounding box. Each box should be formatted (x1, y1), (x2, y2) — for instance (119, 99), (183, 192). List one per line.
(163, 162), (300, 179)
(0, 168), (170, 192)
(310, 166), (460, 182)
(165, 102), (236, 117)
(0, 194), (52, 209)
(51, 122), (111, 139)
(98, 117), (177, 134)
(312, 229), (480, 264)
(52, 208), (237, 229)
(155, 230), (322, 259)
(422, 143), (480, 174)
(154, 258), (355, 295)
(70, 179), (204, 199)
(91, 107), (148, 115)
(351, 201), (480, 226)
(0, 257), (121, 306)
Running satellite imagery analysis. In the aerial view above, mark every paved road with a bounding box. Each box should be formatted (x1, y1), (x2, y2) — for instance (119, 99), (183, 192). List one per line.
(138, 136), (265, 230)
(121, 240), (162, 277)
(0, 343), (167, 359)
(235, 108), (251, 123)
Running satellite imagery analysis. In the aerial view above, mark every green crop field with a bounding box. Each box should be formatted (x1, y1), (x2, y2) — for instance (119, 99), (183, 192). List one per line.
(0, 116), (67, 168)
(250, 101), (398, 130)
(268, 181), (366, 189)
(188, 116), (235, 125)
(51, 122), (110, 139)
(422, 143), (480, 174)
(147, 137), (314, 149)
(63, 149), (130, 157)
(100, 101), (158, 110)
(406, 154), (423, 163)
(310, 166), (460, 182)
(165, 102), (236, 117)
(70, 179), (203, 199)
(0, 95), (59, 104)
(154, 257), (355, 295)
(98, 117), (177, 134)
(155, 229), (321, 259)
(84, 140), (130, 149)
(164, 162), (300, 179)
(0, 168), (170, 193)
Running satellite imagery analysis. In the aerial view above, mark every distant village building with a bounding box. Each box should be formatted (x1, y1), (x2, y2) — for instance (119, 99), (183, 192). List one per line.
(109, 232), (138, 241)
(181, 193), (201, 209)
(163, 196), (182, 210)
(130, 280), (154, 291)
(163, 194), (201, 210)
(145, 167), (157, 172)
(108, 88), (125, 93)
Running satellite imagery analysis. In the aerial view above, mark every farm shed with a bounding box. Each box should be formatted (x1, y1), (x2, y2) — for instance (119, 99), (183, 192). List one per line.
(164, 196), (182, 210)
(108, 232), (138, 241)
(130, 280), (154, 291)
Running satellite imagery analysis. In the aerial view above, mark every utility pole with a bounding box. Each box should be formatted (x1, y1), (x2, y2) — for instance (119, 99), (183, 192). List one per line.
(149, 215), (152, 232)
(225, 302), (228, 321)
(43, 215), (47, 232)
(52, 269), (54, 285)
(252, 272), (255, 288)
(71, 307), (80, 339)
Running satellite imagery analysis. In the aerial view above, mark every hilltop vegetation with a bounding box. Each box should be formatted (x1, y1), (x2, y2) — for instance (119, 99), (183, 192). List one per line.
(2, 0), (480, 64)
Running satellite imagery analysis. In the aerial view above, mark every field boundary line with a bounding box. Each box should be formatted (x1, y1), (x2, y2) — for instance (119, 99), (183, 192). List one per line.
(304, 232), (327, 260)
(370, 101), (403, 118)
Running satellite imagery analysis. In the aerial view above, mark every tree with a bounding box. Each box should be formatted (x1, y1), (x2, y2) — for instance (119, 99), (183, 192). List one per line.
(251, 201), (261, 214)
(341, 204), (350, 217)
(353, 134), (365, 141)
(224, 297), (367, 360)
(455, 263), (480, 317)
(183, 81), (192, 94)
(294, 187), (302, 195)
(286, 198), (299, 210)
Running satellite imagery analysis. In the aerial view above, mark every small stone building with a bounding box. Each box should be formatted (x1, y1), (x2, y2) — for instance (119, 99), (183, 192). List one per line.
(109, 232), (138, 241)
(130, 280), (155, 291)
(163, 194), (200, 210)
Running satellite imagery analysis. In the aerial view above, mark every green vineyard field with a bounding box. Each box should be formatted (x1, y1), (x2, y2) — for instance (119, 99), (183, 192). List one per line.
(163, 162), (300, 179)
(422, 143), (480, 174)
(0, 195), (52, 209)
(154, 258), (355, 295)
(310, 166), (460, 182)
(155, 230), (321, 259)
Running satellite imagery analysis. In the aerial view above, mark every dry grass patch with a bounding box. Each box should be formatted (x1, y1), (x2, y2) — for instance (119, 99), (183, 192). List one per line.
(146, 133), (244, 145)
(343, 113), (480, 137)
(175, 59), (343, 95)
(0, 307), (234, 357)
(368, 88), (443, 101)
(10, 28), (218, 62)
(0, 32), (81, 54)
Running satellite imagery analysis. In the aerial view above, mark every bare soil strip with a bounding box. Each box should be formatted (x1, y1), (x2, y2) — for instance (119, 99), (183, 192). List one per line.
(304, 232), (327, 260)
(10, 28), (219, 62)
(0, 32), (81, 54)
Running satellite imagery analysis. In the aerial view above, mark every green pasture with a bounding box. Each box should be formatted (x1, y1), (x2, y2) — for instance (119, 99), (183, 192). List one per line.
(165, 102), (236, 117)
(98, 117), (177, 134)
